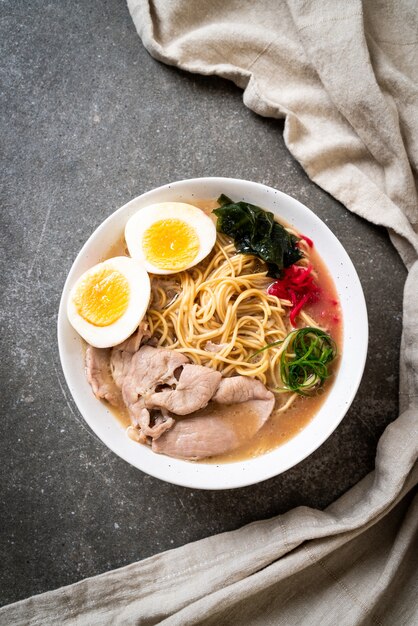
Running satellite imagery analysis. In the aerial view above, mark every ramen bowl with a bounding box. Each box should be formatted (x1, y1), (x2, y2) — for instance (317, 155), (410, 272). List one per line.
(58, 177), (368, 489)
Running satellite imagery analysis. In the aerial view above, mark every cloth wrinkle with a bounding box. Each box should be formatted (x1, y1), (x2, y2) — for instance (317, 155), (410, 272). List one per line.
(2, 0), (417, 623)
(303, 545), (382, 625)
(296, 12), (364, 34)
(368, 38), (418, 46)
(156, 548), (243, 585)
(245, 39), (275, 72)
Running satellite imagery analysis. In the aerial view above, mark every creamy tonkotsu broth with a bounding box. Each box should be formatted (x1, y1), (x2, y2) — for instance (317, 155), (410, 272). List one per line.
(94, 197), (342, 463)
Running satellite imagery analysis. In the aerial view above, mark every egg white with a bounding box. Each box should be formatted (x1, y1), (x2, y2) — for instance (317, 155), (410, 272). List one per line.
(124, 202), (217, 275)
(67, 256), (151, 348)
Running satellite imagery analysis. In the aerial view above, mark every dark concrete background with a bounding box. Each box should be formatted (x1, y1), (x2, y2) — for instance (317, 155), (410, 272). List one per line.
(0, 0), (406, 607)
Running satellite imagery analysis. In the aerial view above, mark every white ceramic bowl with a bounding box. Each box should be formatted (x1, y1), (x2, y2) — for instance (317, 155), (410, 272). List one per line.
(58, 177), (368, 490)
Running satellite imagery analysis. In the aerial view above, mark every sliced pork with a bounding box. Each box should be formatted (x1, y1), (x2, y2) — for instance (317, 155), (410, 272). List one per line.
(136, 407), (174, 440)
(121, 345), (190, 408)
(204, 341), (228, 353)
(152, 392), (273, 460)
(86, 332), (277, 461)
(113, 322), (151, 353)
(85, 345), (122, 407)
(110, 349), (134, 389)
(152, 411), (238, 460)
(146, 364), (222, 415)
(213, 376), (274, 405)
(108, 322), (152, 389)
(86, 323), (152, 407)
(153, 375), (275, 460)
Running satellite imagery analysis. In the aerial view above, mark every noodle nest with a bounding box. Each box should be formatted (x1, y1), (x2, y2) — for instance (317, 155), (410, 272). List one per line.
(145, 233), (316, 398)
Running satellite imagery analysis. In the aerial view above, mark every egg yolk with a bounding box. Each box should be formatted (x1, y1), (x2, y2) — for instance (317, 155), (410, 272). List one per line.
(73, 268), (130, 327)
(142, 219), (199, 270)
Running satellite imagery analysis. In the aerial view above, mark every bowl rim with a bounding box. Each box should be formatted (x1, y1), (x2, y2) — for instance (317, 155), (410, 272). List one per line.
(58, 176), (368, 490)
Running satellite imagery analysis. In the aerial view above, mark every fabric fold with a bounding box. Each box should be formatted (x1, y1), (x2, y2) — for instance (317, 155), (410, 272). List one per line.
(2, 0), (417, 623)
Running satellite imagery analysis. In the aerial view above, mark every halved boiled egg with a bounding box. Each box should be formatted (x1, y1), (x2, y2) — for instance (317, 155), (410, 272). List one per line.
(125, 202), (216, 274)
(67, 256), (150, 348)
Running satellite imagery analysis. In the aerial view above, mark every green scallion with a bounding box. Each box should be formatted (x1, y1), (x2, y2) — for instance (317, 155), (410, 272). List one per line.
(251, 327), (337, 395)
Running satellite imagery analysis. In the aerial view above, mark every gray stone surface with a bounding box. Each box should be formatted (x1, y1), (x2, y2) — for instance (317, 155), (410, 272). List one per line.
(0, 0), (407, 607)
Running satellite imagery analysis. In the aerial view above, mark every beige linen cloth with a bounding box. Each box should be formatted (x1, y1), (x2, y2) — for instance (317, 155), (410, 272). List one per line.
(2, 1), (418, 624)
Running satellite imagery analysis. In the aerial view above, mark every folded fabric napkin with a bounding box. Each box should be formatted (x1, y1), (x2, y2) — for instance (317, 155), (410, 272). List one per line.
(2, 0), (417, 624)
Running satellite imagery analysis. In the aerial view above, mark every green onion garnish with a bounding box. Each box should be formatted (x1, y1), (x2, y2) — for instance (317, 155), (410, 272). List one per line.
(251, 327), (337, 395)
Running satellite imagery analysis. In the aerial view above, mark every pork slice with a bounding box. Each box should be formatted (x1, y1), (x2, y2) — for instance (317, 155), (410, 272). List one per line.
(130, 406), (174, 440)
(146, 364), (222, 415)
(204, 341), (228, 353)
(127, 425), (148, 445)
(110, 322), (152, 390)
(153, 376), (275, 460)
(213, 376), (274, 405)
(152, 396), (272, 460)
(212, 376), (275, 431)
(110, 322), (151, 389)
(121, 345), (190, 408)
(152, 412), (237, 460)
(113, 321), (151, 353)
(85, 345), (122, 407)
(110, 349), (134, 389)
